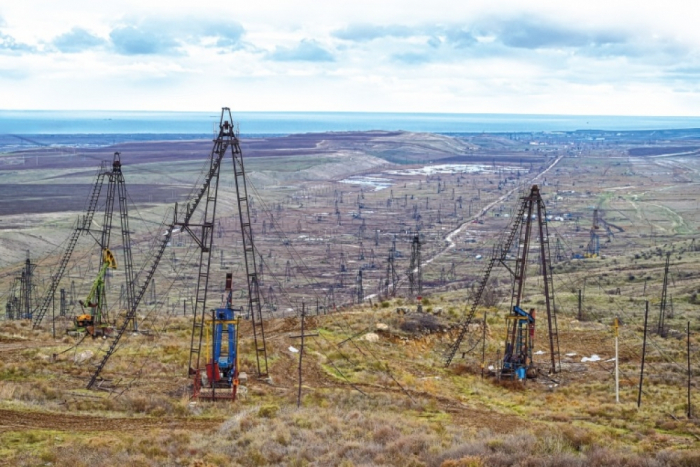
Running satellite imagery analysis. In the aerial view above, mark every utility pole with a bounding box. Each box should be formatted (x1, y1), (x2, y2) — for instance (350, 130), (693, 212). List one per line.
(290, 303), (318, 408)
(638, 301), (649, 409)
(356, 270), (363, 304)
(578, 289), (583, 321)
(658, 252), (670, 337)
(688, 321), (692, 419)
(613, 317), (620, 403)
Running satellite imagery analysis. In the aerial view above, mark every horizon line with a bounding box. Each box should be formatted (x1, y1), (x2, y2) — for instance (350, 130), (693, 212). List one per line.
(3, 109), (700, 119)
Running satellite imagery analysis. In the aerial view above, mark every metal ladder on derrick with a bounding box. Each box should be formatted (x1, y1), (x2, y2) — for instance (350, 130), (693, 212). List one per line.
(444, 194), (528, 367)
(33, 163), (108, 328)
(87, 209), (175, 389)
(88, 146), (223, 389)
(186, 134), (226, 379)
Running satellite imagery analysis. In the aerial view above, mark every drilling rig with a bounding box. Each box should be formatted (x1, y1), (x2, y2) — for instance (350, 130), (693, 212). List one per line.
(186, 108), (269, 399)
(445, 185), (560, 376)
(33, 153), (137, 333)
(87, 108), (270, 391)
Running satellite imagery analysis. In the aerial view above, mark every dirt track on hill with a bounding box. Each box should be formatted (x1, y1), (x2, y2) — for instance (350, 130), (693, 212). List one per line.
(0, 408), (222, 433)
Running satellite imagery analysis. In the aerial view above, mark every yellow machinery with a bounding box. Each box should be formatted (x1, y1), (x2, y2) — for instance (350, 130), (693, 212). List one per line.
(75, 248), (117, 337)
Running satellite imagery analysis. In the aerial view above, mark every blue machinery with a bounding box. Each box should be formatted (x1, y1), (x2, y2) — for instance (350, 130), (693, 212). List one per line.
(193, 273), (240, 400)
(502, 306), (536, 380)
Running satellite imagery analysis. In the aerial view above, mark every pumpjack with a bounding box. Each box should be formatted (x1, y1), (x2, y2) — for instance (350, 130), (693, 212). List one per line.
(74, 248), (117, 337)
(502, 306), (536, 379)
(192, 273), (241, 400)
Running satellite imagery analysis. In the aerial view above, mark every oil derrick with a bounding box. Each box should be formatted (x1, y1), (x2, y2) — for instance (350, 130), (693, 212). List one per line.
(32, 153), (137, 332)
(258, 253), (264, 284)
(384, 241), (399, 298)
(19, 252), (36, 320)
(358, 241), (366, 261)
(657, 252), (671, 337)
(374, 229), (379, 247)
(339, 252), (347, 273)
(89, 108), (270, 390)
(102, 152), (137, 330)
(356, 269), (364, 303)
(369, 249), (376, 268)
(5, 277), (20, 320)
(448, 262), (456, 280)
(185, 108), (268, 383)
(586, 209), (600, 257)
(285, 260), (293, 281)
(407, 235), (422, 297)
(326, 286), (336, 311)
(553, 234), (565, 263)
(503, 185), (560, 375)
(446, 185), (561, 375)
(265, 285), (278, 313)
(359, 219), (366, 240)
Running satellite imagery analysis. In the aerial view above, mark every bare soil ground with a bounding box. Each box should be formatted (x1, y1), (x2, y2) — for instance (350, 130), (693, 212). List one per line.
(3, 129), (700, 465)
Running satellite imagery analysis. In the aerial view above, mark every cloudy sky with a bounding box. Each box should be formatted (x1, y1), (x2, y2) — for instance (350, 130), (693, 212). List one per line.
(1, 0), (699, 115)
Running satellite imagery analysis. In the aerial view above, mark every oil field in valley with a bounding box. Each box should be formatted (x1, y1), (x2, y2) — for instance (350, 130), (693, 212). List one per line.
(3, 114), (700, 466)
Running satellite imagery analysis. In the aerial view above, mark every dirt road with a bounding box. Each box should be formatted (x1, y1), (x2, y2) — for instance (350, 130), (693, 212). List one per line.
(0, 408), (222, 433)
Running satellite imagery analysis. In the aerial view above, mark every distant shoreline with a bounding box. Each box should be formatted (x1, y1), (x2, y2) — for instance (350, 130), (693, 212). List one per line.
(3, 110), (700, 135)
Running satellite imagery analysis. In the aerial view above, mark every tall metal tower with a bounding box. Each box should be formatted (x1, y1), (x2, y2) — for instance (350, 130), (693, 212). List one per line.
(186, 108), (269, 380)
(86, 108), (269, 389)
(658, 252), (671, 337)
(506, 185), (560, 374)
(356, 269), (364, 304)
(446, 185), (561, 374)
(586, 209), (600, 257)
(20, 252), (35, 320)
(407, 235), (422, 297)
(384, 242), (399, 298)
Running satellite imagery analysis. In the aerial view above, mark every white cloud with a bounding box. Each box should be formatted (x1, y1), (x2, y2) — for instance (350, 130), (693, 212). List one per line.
(1, 1), (700, 115)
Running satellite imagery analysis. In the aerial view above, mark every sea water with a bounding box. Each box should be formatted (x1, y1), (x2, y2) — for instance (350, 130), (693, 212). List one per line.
(2, 110), (700, 135)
